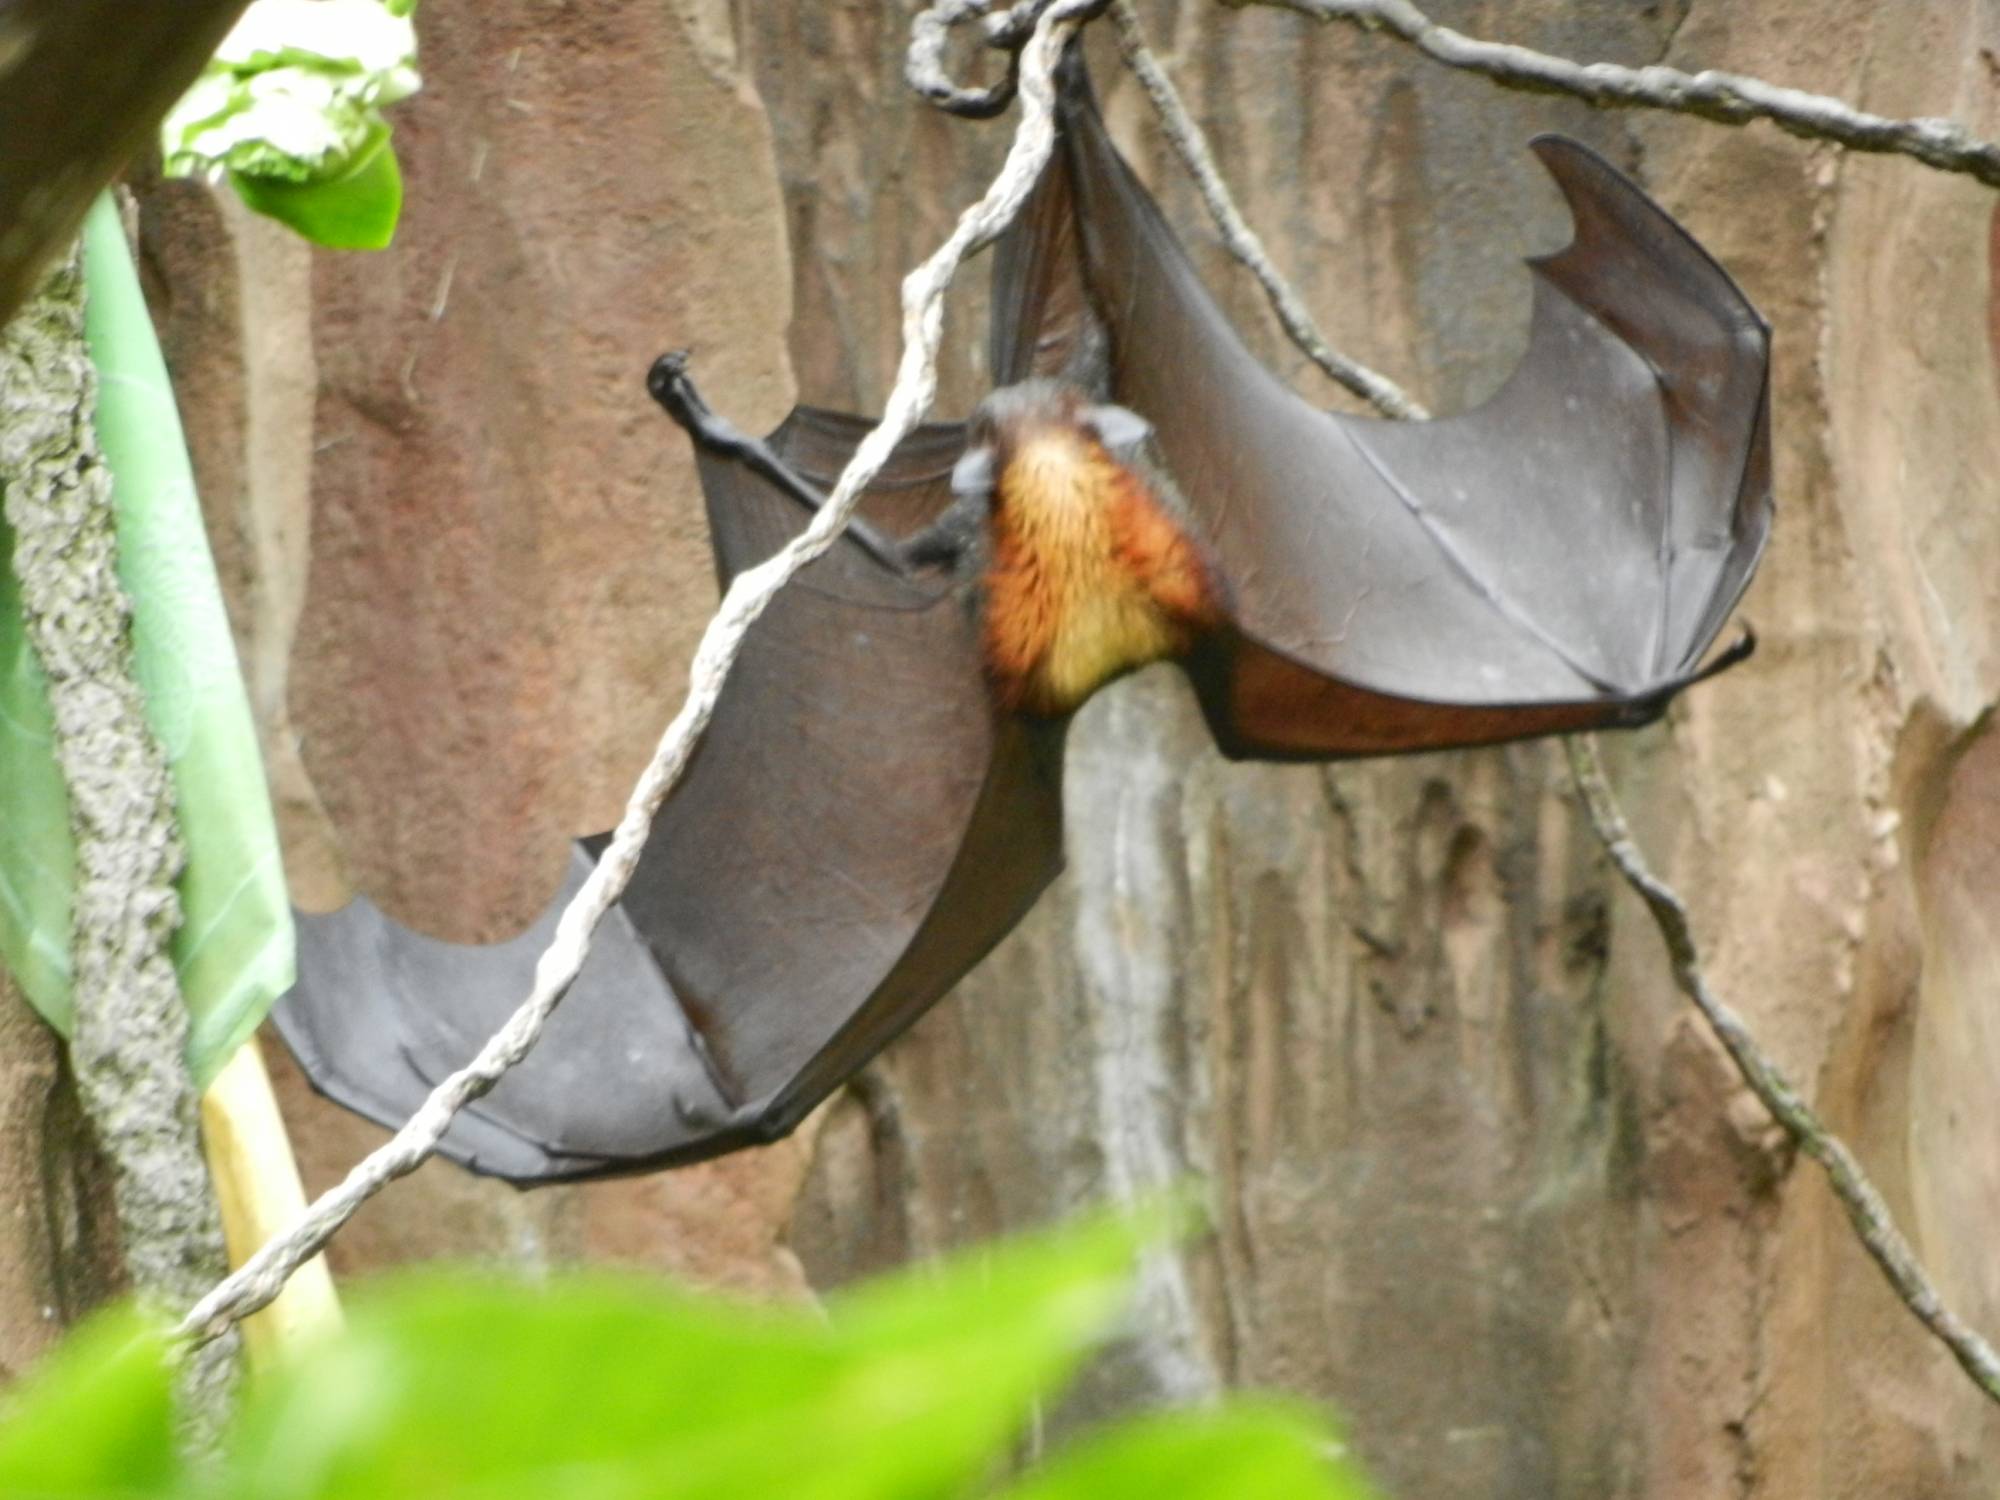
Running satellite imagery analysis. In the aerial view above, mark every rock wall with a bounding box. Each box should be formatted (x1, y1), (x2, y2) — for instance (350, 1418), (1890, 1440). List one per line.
(8, 0), (1987, 1495)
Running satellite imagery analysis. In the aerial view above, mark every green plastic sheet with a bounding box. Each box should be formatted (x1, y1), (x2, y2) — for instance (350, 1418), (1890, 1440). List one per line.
(0, 195), (294, 1085)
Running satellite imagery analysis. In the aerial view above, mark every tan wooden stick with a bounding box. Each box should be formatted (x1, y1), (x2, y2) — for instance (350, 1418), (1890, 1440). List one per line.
(200, 1038), (342, 1366)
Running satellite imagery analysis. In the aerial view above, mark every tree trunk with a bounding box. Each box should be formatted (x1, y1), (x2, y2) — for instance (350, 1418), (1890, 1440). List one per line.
(0, 972), (124, 1381)
(104, 1), (2000, 1496)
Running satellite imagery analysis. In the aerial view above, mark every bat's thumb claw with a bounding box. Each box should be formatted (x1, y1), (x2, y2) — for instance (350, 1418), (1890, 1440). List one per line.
(648, 349), (692, 401)
(1690, 626), (1758, 685)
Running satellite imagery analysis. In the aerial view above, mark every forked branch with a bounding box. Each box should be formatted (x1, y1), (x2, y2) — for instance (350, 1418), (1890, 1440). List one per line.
(908, 0), (1027, 118)
(1221, 0), (2000, 190)
(910, 0), (1109, 118)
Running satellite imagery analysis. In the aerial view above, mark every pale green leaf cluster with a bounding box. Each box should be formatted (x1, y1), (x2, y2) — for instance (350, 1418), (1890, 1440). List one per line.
(162, 0), (419, 185)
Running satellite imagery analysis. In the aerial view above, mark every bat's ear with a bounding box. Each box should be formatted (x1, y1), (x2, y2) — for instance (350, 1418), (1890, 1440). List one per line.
(1084, 403), (1152, 455)
(952, 444), (996, 497)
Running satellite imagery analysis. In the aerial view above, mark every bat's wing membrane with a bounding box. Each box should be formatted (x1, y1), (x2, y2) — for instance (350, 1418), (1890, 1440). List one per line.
(274, 417), (1066, 1181)
(281, 849), (721, 1182)
(1003, 61), (1771, 758)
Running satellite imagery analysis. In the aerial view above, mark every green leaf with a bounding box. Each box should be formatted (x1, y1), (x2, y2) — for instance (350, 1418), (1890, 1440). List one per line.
(162, 0), (420, 251)
(230, 123), (403, 251)
(0, 520), (74, 1018)
(0, 1208), (1351, 1500)
(999, 1404), (1378, 1500)
(0, 195), (296, 1085)
(0, 1305), (181, 1498)
(218, 1277), (837, 1500)
(206, 0), (421, 81)
(216, 1213), (1156, 1500)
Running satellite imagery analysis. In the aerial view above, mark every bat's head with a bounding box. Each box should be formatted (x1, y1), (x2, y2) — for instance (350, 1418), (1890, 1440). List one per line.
(951, 378), (1152, 499)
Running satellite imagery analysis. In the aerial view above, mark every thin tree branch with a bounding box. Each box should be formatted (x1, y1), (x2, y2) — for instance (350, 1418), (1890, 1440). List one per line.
(983, 0), (1067, 49)
(1110, 0), (1428, 421)
(176, 0), (1108, 1347)
(1221, 0), (2000, 190)
(908, 0), (1028, 119)
(1566, 736), (2000, 1407)
(908, 1), (1100, 118)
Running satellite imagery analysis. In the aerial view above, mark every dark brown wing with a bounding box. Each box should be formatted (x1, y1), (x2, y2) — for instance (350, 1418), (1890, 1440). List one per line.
(273, 411), (1066, 1182)
(0, 0), (251, 323)
(996, 57), (1771, 759)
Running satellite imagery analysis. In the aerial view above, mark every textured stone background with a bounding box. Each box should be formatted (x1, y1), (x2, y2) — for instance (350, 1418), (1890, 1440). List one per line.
(5, 1), (2000, 1495)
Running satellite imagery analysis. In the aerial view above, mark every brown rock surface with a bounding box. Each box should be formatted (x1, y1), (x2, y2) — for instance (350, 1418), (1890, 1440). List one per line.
(0, 0), (1980, 1495)
(0, 975), (122, 1382)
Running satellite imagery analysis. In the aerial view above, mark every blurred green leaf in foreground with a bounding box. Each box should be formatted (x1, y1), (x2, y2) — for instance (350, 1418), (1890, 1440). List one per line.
(162, 0), (421, 249)
(0, 1210), (1376, 1500)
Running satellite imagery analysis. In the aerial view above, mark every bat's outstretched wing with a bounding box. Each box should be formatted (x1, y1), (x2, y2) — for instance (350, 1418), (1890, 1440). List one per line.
(996, 58), (1771, 759)
(274, 405), (1066, 1182)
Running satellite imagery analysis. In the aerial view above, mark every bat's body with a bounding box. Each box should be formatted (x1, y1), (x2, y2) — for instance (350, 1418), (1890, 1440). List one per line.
(933, 381), (1226, 714)
(273, 52), (1772, 1183)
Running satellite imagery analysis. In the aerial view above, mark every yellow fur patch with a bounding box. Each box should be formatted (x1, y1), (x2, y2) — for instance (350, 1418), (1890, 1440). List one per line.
(984, 431), (1209, 714)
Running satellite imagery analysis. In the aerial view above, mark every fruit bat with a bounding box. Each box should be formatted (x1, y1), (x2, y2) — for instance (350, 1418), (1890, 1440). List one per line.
(0, 0), (252, 325)
(272, 57), (1771, 1183)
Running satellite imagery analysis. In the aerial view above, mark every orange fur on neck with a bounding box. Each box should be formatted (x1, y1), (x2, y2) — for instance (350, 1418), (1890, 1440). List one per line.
(982, 428), (1223, 714)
